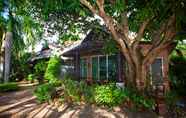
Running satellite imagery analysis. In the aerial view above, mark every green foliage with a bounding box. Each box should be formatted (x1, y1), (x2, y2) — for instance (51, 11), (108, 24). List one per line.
(94, 83), (128, 106)
(11, 52), (32, 81)
(165, 91), (179, 107)
(60, 75), (94, 103)
(0, 83), (19, 92)
(59, 33), (80, 44)
(130, 92), (155, 110)
(34, 60), (48, 74)
(62, 77), (81, 102)
(45, 75), (155, 110)
(44, 57), (61, 83)
(26, 74), (35, 83)
(169, 55), (186, 96)
(79, 80), (95, 103)
(102, 39), (119, 55)
(165, 91), (186, 117)
(94, 84), (155, 109)
(34, 83), (55, 103)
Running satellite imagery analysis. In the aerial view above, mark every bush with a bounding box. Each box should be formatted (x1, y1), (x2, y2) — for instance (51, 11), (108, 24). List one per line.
(0, 83), (19, 92)
(44, 57), (61, 83)
(34, 83), (56, 103)
(165, 91), (178, 107)
(58, 77), (155, 109)
(11, 53), (32, 81)
(165, 91), (186, 117)
(94, 84), (155, 109)
(79, 80), (95, 103)
(34, 60), (48, 74)
(34, 60), (48, 83)
(59, 76), (95, 104)
(169, 55), (186, 96)
(62, 77), (81, 102)
(27, 74), (35, 83)
(94, 83), (128, 106)
(130, 93), (155, 110)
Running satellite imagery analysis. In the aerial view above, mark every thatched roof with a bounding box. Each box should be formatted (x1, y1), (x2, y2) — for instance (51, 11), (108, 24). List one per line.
(28, 48), (52, 63)
(62, 31), (109, 57)
(62, 29), (177, 57)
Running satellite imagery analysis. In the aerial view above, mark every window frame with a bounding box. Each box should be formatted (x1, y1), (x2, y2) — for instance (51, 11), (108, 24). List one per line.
(150, 57), (164, 85)
(91, 54), (116, 81)
(80, 57), (88, 79)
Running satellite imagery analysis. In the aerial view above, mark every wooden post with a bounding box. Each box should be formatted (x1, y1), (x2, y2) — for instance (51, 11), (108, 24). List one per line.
(117, 52), (124, 82)
(75, 51), (80, 81)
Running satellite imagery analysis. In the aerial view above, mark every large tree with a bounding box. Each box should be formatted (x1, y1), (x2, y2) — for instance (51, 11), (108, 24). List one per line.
(16, 0), (186, 89)
(0, 0), (42, 82)
(80, 0), (185, 90)
(78, 0), (176, 89)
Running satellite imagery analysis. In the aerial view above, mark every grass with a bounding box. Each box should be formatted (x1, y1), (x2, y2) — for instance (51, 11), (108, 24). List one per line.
(0, 82), (19, 92)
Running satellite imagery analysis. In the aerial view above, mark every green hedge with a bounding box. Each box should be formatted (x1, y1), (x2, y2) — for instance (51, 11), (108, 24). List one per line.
(0, 83), (19, 92)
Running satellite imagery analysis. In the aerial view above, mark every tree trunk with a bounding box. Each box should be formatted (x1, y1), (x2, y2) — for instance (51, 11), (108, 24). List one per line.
(0, 31), (5, 83)
(125, 60), (147, 89)
(135, 64), (147, 90)
(122, 48), (148, 90)
(0, 41), (5, 83)
(4, 32), (13, 83)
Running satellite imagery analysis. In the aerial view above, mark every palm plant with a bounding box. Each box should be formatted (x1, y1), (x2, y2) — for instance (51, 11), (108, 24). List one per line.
(0, 0), (42, 83)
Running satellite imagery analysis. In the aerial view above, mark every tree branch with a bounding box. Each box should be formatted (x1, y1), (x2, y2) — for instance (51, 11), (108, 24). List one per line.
(121, 12), (129, 36)
(131, 18), (152, 64)
(81, 0), (135, 67)
(80, 0), (97, 14)
(143, 14), (176, 65)
(135, 18), (151, 41)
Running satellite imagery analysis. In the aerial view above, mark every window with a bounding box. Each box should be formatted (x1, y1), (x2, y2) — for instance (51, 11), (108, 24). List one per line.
(151, 58), (163, 85)
(91, 55), (118, 81)
(80, 58), (88, 79)
(99, 56), (107, 80)
(108, 55), (117, 80)
(92, 57), (99, 80)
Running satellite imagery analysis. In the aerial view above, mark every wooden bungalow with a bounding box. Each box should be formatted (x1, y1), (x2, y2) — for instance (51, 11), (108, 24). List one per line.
(62, 30), (175, 90)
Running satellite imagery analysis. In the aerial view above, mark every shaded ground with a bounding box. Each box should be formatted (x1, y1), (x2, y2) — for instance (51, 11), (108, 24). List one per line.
(0, 82), (158, 118)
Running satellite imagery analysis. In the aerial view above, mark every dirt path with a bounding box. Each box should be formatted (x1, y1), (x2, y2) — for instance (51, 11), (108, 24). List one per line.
(0, 82), (158, 118)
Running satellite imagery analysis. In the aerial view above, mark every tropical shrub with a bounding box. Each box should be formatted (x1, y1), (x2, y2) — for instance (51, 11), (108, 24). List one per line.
(165, 91), (178, 107)
(79, 80), (95, 103)
(169, 55), (186, 96)
(34, 60), (48, 74)
(27, 74), (35, 83)
(34, 83), (56, 103)
(58, 77), (155, 109)
(62, 77), (81, 102)
(0, 83), (19, 92)
(11, 53), (32, 81)
(130, 93), (155, 110)
(44, 57), (61, 83)
(34, 60), (48, 83)
(94, 83), (128, 106)
(59, 75), (94, 103)
(165, 91), (186, 117)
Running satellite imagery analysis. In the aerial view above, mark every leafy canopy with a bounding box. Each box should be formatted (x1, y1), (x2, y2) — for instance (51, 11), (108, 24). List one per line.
(18, 0), (186, 41)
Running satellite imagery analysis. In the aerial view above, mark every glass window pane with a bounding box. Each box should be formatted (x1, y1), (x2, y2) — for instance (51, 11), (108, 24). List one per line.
(80, 58), (87, 79)
(92, 57), (99, 80)
(108, 55), (117, 80)
(151, 58), (163, 84)
(99, 56), (107, 80)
